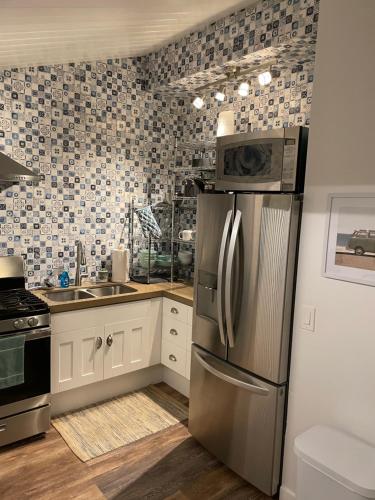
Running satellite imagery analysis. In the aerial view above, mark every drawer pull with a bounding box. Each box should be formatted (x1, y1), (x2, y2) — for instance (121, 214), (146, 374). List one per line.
(169, 328), (178, 336)
(0, 425), (6, 433)
(170, 307), (179, 314)
(169, 354), (177, 362)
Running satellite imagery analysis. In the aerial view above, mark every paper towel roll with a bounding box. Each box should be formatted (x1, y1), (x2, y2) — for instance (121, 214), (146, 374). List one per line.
(217, 110), (235, 137)
(111, 248), (130, 283)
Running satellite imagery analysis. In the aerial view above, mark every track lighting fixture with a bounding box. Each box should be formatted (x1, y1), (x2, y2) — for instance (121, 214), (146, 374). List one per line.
(192, 96), (205, 110)
(214, 89), (226, 102)
(191, 60), (277, 108)
(238, 81), (250, 97)
(258, 70), (272, 86)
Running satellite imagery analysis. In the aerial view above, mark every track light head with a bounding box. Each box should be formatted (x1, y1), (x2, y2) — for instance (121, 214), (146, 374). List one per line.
(258, 71), (272, 86)
(193, 96), (205, 110)
(238, 82), (250, 97)
(214, 90), (226, 102)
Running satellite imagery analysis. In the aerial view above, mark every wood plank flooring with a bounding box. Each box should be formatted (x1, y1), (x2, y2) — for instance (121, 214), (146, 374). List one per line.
(0, 383), (273, 500)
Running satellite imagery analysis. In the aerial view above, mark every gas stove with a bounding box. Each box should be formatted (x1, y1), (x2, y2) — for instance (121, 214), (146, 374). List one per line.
(0, 288), (50, 334)
(0, 256), (51, 447)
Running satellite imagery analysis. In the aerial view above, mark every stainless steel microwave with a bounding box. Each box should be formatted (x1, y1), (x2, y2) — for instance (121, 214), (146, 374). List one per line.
(216, 126), (308, 193)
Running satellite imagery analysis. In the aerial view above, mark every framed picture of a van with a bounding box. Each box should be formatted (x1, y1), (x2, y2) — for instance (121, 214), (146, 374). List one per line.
(324, 194), (375, 286)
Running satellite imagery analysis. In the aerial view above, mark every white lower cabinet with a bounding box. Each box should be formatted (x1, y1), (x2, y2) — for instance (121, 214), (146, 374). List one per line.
(51, 298), (161, 394)
(51, 326), (103, 393)
(162, 298), (192, 380)
(161, 339), (187, 377)
(51, 296), (192, 395)
(103, 317), (150, 379)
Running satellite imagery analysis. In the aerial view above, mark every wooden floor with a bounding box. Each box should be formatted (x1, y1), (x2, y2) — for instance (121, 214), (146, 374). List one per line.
(0, 383), (273, 500)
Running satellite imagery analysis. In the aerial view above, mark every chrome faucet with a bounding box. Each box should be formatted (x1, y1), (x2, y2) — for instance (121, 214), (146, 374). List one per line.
(75, 240), (88, 286)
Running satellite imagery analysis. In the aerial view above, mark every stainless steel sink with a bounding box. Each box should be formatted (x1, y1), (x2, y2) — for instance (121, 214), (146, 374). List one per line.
(45, 289), (94, 302)
(87, 284), (137, 297)
(44, 284), (137, 302)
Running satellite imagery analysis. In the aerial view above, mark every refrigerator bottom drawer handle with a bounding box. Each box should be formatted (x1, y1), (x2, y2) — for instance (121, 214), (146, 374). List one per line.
(194, 351), (269, 396)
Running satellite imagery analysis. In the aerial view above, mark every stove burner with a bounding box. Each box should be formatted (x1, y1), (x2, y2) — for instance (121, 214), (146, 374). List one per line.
(0, 288), (49, 320)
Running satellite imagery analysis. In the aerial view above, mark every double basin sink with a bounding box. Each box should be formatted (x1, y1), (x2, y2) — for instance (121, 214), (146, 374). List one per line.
(45, 284), (137, 303)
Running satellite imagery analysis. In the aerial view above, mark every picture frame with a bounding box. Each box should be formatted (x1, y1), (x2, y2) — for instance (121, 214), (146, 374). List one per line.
(323, 193), (375, 287)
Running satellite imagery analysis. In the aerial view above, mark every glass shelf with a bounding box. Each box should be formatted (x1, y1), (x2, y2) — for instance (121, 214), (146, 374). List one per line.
(172, 238), (195, 245)
(173, 196), (197, 202)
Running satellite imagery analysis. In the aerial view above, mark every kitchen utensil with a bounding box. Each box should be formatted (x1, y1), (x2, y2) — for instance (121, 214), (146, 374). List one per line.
(139, 249), (157, 269)
(179, 230), (196, 241)
(178, 250), (193, 265)
(156, 254), (172, 268)
(182, 178), (200, 197)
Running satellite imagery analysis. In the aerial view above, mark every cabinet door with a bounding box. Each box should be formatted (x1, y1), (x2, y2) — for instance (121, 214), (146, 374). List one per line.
(103, 317), (150, 379)
(51, 327), (103, 394)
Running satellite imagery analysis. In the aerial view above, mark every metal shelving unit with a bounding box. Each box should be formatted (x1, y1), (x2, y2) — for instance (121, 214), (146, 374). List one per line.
(171, 196), (197, 284)
(130, 198), (173, 284)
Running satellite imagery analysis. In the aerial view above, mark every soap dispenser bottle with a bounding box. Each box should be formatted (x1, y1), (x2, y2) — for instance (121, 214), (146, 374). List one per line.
(59, 269), (70, 288)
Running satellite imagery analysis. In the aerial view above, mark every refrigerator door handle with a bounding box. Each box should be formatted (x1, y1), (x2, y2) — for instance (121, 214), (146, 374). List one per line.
(225, 209), (242, 348)
(217, 210), (232, 346)
(194, 350), (269, 396)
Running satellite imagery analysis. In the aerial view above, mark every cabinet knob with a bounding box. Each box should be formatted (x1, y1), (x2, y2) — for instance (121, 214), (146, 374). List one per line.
(169, 354), (177, 362)
(169, 328), (178, 336)
(96, 337), (103, 349)
(170, 307), (179, 314)
(107, 335), (113, 347)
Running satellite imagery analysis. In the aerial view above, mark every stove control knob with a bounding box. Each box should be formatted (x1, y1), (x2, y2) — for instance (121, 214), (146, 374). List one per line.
(28, 317), (39, 328)
(13, 319), (26, 329)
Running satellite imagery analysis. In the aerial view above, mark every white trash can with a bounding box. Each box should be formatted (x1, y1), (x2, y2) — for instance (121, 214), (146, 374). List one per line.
(294, 426), (375, 500)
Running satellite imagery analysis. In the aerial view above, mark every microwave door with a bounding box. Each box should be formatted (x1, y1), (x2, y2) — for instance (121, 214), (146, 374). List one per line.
(227, 194), (300, 384)
(193, 193), (235, 359)
(216, 138), (285, 192)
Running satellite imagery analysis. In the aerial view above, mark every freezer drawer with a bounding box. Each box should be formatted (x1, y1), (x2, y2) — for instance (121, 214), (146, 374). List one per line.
(189, 345), (285, 496)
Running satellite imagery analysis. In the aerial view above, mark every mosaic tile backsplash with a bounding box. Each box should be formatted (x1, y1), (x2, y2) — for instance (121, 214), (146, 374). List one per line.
(0, 0), (318, 287)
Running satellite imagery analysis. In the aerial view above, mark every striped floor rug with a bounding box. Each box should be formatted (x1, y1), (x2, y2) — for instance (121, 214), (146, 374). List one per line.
(52, 385), (188, 462)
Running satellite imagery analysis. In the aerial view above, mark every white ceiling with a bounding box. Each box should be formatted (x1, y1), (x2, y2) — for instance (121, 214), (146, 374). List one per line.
(0, 0), (253, 69)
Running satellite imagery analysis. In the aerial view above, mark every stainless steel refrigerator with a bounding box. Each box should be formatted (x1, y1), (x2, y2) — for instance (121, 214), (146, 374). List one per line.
(189, 192), (301, 496)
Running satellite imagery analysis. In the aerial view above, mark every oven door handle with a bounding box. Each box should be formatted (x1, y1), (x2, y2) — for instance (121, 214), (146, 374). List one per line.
(4, 327), (51, 341)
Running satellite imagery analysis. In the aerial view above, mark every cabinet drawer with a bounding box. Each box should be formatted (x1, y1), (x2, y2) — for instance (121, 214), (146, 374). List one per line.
(163, 298), (189, 324)
(187, 306), (193, 326)
(186, 323), (192, 351)
(162, 316), (189, 350)
(161, 340), (186, 377)
(185, 349), (192, 380)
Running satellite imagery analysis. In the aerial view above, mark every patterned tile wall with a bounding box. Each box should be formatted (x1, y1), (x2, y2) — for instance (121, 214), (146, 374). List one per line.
(145, 0), (319, 87)
(0, 60), (179, 286)
(0, 0), (319, 287)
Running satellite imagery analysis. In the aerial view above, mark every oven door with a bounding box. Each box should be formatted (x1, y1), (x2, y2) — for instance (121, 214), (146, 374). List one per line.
(216, 129), (287, 192)
(0, 327), (50, 419)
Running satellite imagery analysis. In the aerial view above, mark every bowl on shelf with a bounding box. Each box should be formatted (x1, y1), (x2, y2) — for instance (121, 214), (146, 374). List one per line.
(138, 249), (157, 270)
(156, 254), (172, 268)
(178, 250), (193, 266)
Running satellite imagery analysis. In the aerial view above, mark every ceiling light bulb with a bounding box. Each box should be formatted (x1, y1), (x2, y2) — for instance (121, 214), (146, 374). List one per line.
(215, 90), (226, 102)
(238, 82), (250, 97)
(258, 71), (272, 86)
(193, 96), (204, 109)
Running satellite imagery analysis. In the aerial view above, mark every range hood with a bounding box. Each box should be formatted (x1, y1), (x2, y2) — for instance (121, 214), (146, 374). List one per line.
(0, 150), (41, 190)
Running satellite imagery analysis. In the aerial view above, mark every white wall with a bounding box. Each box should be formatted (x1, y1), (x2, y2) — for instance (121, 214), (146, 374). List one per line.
(280, 1), (375, 498)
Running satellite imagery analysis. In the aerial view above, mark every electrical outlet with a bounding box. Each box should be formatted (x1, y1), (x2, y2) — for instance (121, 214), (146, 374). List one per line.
(300, 305), (316, 333)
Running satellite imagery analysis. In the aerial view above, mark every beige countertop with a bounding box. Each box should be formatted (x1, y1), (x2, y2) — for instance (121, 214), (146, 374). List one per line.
(33, 281), (194, 314)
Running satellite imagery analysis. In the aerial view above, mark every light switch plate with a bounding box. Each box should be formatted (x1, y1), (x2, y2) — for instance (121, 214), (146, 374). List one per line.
(300, 305), (316, 332)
